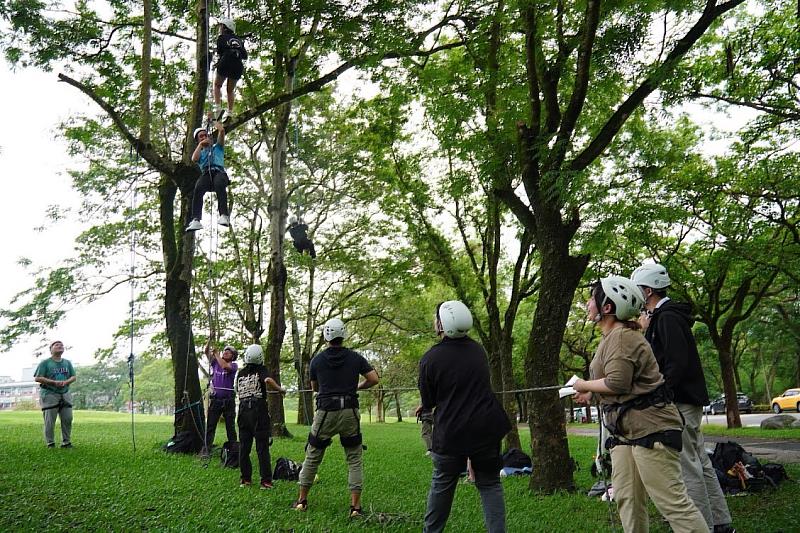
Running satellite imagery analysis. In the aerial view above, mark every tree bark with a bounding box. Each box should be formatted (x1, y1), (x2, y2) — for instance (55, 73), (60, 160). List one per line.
(524, 233), (588, 492)
(394, 391), (403, 422)
(160, 168), (205, 451)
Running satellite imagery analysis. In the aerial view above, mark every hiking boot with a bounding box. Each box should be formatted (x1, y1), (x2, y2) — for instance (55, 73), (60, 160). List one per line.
(240, 479), (252, 488)
(47, 443), (55, 448)
(260, 480), (274, 490)
(349, 506), (364, 519)
(186, 219), (202, 232)
(218, 214), (230, 227)
(61, 443), (73, 449)
(292, 499), (308, 512)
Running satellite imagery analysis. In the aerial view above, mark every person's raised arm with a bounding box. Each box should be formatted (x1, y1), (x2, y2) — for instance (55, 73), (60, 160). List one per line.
(191, 139), (207, 162)
(214, 348), (233, 371)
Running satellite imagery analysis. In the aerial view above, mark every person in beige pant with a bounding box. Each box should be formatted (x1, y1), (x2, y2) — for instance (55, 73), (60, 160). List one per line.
(293, 318), (379, 517)
(574, 276), (708, 533)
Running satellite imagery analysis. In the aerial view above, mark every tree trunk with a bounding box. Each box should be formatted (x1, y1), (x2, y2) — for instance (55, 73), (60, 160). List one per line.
(394, 391), (403, 422)
(716, 332), (742, 428)
(160, 171), (205, 451)
(499, 334), (521, 450)
(265, 61), (294, 438)
(376, 389), (385, 423)
(525, 232), (587, 492)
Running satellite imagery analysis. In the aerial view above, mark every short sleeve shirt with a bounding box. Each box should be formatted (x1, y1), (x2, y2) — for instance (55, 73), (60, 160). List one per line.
(309, 347), (373, 402)
(34, 358), (75, 396)
(198, 144), (224, 171)
(235, 364), (270, 402)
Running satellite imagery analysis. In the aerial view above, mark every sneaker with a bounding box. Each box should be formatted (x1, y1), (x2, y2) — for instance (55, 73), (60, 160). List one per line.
(222, 109), (233, 122)
(186, 219), (202, 232)
(292, 499), (308, 512)
(61, 443), (73, 449)
(47, 443), (55, 448)
(240, 479), (252, 488)
(218, 214), (230, 227)
(199, 446), (210, 459)
(260, 480), (274, 490)
(349, 506), (364, 519)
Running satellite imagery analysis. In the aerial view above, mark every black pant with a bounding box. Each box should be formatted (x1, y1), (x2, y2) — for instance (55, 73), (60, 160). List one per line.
(292, 238), (316, 259)
(238, 402), (272, 482)
(205, 397), (237, 447)
(191, 168), (230, 220)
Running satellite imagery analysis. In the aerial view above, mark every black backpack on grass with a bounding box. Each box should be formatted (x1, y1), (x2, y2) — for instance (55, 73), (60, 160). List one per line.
(221, 441), (239, 468)
(273, 457), (302, 481)
(502, 448), (532, 469)
(709, 440), (784, 493)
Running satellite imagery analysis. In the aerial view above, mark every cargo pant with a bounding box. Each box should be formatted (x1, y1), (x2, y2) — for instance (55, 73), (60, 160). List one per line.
(611, 442), (709, 533)
(41, 392), (73, 446)
(298, 408), (363, 492)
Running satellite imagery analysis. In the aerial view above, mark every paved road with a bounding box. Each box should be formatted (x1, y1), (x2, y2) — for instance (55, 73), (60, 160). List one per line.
(566, 413), (800, 464)
(701, 412), (800, 428)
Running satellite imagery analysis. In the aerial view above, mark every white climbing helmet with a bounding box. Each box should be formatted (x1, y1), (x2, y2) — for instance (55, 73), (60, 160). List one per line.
(193, 127), (207, 142)
(436, 300), (473, 338)
(630, 263), (671, 289)
(243, 344), (263, 365)
(322, 318), (346, 342)
(218, 17), (236, 33)
(599, 276), (645, 321)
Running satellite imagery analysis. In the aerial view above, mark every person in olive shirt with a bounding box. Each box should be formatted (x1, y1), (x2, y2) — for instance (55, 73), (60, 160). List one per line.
(418, 301), (511, 533)
(293, 318), (379, 518)
(574, 276), (705, 533)
(34, 340), (77, 448)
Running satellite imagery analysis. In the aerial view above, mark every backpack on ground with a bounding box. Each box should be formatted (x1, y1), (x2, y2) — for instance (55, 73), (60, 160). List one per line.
(502, 448), (532, 469)
(163, 431), (202, 454)
(221, 441), (239, 468)
(273, 457), (302, 481)
(709, 440), (782, 494)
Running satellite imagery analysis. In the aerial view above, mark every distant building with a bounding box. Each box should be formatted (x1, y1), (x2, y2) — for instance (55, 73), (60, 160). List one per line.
(0, 376), (12, 384)
(21, 367), (35, 382)
(0, 380), (39, 410)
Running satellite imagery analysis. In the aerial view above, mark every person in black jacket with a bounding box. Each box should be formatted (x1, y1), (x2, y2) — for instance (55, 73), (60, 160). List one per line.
(632, 263), (734, 533)
(418, 301), (510, 533)
(287, 216), (316, 259)
(213, 18), (247, 121)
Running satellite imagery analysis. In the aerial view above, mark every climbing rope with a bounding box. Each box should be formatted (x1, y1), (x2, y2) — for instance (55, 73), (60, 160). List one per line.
(127, 173), (138, 453)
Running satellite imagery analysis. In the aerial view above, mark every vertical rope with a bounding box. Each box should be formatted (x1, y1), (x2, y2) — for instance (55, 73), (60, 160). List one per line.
(128, 179), (137, 453)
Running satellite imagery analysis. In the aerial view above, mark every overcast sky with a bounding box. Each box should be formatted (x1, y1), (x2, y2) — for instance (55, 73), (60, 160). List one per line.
(0, 59), (128, 380)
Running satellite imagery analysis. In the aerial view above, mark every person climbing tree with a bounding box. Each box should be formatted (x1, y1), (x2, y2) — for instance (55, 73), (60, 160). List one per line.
(213, 17), (247, 122)
(287, 216), (316, 259)
(186, 118), (231, 232)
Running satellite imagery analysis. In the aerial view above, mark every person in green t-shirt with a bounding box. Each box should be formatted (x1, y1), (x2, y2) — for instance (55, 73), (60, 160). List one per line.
(34, 340), (77, 448)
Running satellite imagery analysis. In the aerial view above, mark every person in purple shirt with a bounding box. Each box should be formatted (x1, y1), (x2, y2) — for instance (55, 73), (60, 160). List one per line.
(201, 344), (238, 458)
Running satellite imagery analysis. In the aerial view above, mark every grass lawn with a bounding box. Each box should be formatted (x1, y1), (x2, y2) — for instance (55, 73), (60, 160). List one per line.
(1, 411), (798, 532)
(701, 424), (800, 440)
